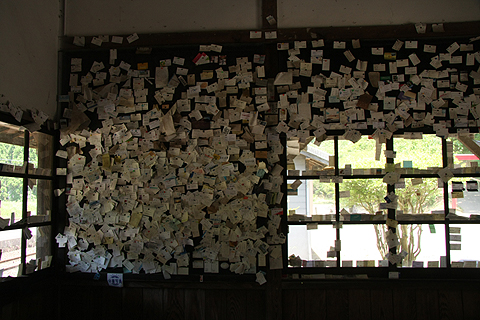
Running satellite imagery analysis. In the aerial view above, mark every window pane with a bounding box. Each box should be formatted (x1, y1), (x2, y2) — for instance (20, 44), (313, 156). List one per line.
(396, 224), (446, 268)
(340, 225), (384, 267)
(27, 179), (51, 223)
(25, 226), (52, 274)
(28, 131), (53, 176)
(448, 177), (479, 220)
(395, 178), (444, 220)
(0, 176), (23, 223)
(447, 135), (480, 170)
(287, 138), (334, 175)
(0, 121), (25, 172)
(339, 179), (386, 221)
(0, 229), (22, 277)
(449, 224), (480, 268)
(338, 136), (386, 173)
(288, 179), (335, 221)
(394, 135), (443, 170)
(288, 225), (337, 267)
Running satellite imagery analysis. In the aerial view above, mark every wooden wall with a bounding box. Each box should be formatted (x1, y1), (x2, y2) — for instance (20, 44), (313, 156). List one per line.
(0, 274), (56, 319)
(1, 275), (479, 319)
(282, 280), (480, 320)
(49, 277), (480, 320)
(57, 279), (266, 320)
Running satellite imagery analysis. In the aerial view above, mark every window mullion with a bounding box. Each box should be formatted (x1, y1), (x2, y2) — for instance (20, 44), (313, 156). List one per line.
(386, 137), (396, 270)
(20, 129), (29, 275)
(442, 138), (451, 268)
(334, 136), (341, 267)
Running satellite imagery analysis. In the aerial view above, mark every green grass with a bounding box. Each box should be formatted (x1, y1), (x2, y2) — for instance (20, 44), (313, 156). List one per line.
(0, 201), (37, 220)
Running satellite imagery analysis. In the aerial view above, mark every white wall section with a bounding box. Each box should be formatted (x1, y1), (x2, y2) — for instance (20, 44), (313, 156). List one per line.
(277, 0), (480, 28)
(1, 0), (479, 118)
(0, 1), (59, 119)
(64, 0), (263, 36)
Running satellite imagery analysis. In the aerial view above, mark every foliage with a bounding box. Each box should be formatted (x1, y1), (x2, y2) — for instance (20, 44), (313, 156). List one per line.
(450, 134), (480, 155)
(341, 179), (384, 214)
(0, 141), (38, 202)
(395, 179), (440, 215)
(313, 180), (334, 201)
(374, 224), (423, 263)
(309, 135), (444, 262)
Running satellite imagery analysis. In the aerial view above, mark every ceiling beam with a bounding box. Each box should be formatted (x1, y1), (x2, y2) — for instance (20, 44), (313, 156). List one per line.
(60, 20), (480, 50)
(262, 0), (277, 30)
(457, 136), (480, 160)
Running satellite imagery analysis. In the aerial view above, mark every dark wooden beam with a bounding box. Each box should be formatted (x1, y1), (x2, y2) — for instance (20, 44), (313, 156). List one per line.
(60, 20), (480, 51)
(262, 0), (277, 30)
(278, 20), (480, 41)
(266, 269), (283, 320)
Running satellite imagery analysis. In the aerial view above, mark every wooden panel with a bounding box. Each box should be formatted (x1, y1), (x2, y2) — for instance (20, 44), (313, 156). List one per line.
(61, 21), (480, 49)
(266, 269), (283, 320)
(164, 288), (185, 320)
(304, 289), (326, 320)
(262, 0), (277, 29)
(326, 289), (349, 319)
(122, 287), (143, 318)
(58, 285), (103, 318)
(100, 286), (123, 319)
(185, 289), (206, 320)
(282, 289), (297, 320)
(439, 289), (463, 320)
(282, 289), (305, 320)
(91, 287), (112, 317)
(142, 288), (164, 318)
(205, 289), (226, 320)
(370, 288), (393, 320)
(0, 278), (56, 320)
(349, 289), (371, 320)
(416, 288), (439, 320)
(15, 277), (480, 320)
(226, 289), (247, 320)
(277, 21), (480, 41)
(246, 288), (266, 320)
(393, 287), (417, 320)
(1, 302), (16, 320)
(462, 288), (480, 319)
(11, 281), (53, 319)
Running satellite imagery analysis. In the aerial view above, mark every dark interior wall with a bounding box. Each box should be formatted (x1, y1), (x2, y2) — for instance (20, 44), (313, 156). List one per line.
(0, 275), (57, 319)
(282, 279), (480, 320)
(3, 276), (478, 320)
(4, 13), (480, 320)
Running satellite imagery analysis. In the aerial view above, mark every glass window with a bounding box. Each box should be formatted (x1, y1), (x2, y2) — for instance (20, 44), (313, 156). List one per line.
(287, 138), (334, 175)
(394, 135), (443, 170)
(340, 225), (384, 267)
(339, 179), (386, 219)
(397, 224), (446, 268)
(338, 136), (386, 173)
(28, 132), (53, 176)
(0, 176), (23, 224)
(0, 121), (25, 171)
(447, 135), (480, 170)
(288, 179), (335, 221)
(0, 121), (53, 278)
(0, 229), (22, 277)
(449, 224), (480, 268)
(27, 179), (52, 222)
(395, 178), (444, 220)
(25, 226), (52, 274)
(448, 177), (479, 220)
(288, 225), (337, 267)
